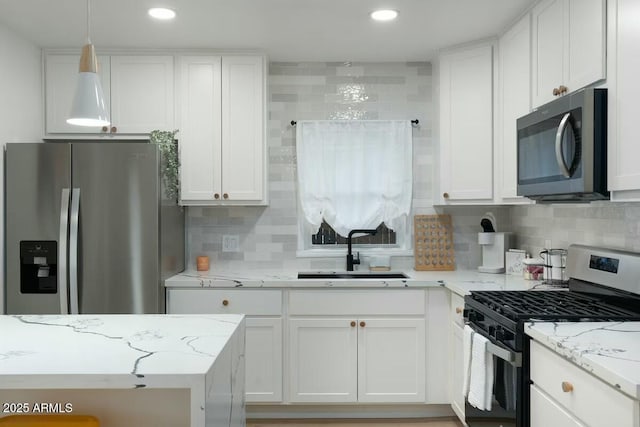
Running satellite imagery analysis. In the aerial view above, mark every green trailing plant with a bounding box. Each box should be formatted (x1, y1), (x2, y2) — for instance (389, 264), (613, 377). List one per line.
(150, 129), (179, 201)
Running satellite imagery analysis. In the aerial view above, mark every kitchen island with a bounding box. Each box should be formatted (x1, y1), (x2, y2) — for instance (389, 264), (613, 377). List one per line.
(526, 321), (640, 427)
(0, 314), (245, 427)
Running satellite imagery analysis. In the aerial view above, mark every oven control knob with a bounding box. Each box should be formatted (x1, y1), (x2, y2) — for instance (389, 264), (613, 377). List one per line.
(488, 325), (496, 337)
(469, 312), (484, 323)
(495, 326), (505, 341)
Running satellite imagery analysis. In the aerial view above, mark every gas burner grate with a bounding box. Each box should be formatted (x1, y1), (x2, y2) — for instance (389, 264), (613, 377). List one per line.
(469, 290), (640, 321)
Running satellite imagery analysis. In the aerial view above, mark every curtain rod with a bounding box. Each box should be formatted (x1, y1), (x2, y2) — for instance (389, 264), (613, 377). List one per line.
(290, 119), (419, 126)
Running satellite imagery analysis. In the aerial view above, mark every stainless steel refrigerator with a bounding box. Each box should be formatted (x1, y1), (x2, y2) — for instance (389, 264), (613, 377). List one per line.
(4, 142), (185, 314)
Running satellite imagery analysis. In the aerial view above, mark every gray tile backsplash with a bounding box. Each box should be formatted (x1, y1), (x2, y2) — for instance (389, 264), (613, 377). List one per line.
(510, 202), (640, 257)
(186, 61), (640, 273)
(187, 61), (434, 271)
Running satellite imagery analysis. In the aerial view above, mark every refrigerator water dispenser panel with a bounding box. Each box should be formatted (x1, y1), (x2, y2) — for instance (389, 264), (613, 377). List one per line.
(20, 241), (57, 294)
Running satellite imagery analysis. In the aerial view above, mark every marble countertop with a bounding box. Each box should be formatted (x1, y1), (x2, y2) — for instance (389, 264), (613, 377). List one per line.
(165, 269), (538, 295)
(526, 321), (640, 400)
(0, 314), (244, 389)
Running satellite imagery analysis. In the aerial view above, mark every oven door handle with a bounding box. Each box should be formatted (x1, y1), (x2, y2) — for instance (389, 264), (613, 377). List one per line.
(486, 340), (522, 367)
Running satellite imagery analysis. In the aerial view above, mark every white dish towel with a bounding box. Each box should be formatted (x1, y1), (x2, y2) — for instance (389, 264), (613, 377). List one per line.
(467, 332), (494, 411)
(462, 325), (474, 398)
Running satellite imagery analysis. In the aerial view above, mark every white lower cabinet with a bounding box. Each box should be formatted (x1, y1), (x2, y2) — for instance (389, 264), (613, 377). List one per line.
(530, 340), (638, 427)
(288, 289), (427, 404)
(166, 289), (283, 403)
(530, 384), (584, 427)
(244, 317), (283, 402)
(450, 322), (465, 421)
(168, 287), (433, 406)
(357, 318), (426, 403)
(288, 317), (426, 403)
(448, 291), (466, 422)
(289, 318), (358, 403)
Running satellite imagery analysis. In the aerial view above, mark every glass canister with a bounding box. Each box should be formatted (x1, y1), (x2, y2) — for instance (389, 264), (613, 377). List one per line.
(522, 257), (545, 280)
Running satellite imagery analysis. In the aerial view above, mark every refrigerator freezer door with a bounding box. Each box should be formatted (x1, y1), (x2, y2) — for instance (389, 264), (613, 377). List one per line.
(71, 143), (161, 314)
(5, 143), (71, 314)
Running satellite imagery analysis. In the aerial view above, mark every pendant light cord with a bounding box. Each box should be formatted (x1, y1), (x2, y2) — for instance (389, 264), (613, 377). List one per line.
(86, 0), (91, 44)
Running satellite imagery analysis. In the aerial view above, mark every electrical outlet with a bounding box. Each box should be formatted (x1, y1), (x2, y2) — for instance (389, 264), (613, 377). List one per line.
(222, 235), (240, 252)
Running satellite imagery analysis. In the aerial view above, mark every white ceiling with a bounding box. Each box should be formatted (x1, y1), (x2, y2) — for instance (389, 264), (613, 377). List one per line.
(0, 0), (535, 62)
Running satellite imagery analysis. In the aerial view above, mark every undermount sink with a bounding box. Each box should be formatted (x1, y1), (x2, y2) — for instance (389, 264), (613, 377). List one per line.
(297, 272), (408, 279)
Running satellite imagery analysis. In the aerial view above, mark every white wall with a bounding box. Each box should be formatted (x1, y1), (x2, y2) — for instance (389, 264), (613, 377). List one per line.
(0, 23), (44, 313)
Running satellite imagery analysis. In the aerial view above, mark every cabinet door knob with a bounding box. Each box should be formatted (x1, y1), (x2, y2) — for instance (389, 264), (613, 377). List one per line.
(222, 299), (229, 306)
(456, 307), (463, 314)
(559, 85), (568, 94)
(101, 126), (108, 132)
(553, 87), (560, 96)
(214, 193), (220, 199)
(359, 321), (366, 327)
(223, 193), (229, 199)
(443, 192), (450, 199)
(110, 126), (117, 133)
(350, 321), (356, 327)
(561, 381), (574, 392)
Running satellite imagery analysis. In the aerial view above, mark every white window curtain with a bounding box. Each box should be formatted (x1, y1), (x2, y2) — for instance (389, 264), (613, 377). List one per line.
(295, 120), (412, 237)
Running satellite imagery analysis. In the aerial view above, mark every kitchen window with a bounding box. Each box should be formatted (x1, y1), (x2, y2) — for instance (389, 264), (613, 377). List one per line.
(312, 221), (396, 245)
(295, 120), (413, 256)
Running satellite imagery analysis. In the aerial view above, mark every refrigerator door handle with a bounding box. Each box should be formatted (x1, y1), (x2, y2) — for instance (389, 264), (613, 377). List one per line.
(58, 188), (71, 314)
(69, 188), (81, 314)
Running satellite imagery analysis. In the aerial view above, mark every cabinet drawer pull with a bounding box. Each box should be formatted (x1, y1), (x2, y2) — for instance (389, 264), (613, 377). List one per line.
(350, 321), (356, 327)
(222, 299), (229, 306)
(553, 87), (560, 96)
(101, 126), (108, 132)
(559, 85), (568, 94)
(456, 307), (463, 314)
(443, 192), (450, 199)
(561, 381), (574, 392)
(223, 193), (229, 199)
(110, 126), (117, 133)
(214, 193), (220, 199)
(359, 321), (366, 327)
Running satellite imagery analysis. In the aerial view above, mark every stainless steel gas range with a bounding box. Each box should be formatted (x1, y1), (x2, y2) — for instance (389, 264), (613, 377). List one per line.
(463, 244), (640, 427)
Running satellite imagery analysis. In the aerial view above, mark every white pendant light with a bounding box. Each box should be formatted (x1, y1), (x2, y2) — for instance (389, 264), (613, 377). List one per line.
(67, 0), (110, 127)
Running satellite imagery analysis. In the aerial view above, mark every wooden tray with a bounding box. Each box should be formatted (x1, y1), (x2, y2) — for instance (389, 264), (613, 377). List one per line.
(414, 214), (455, 271)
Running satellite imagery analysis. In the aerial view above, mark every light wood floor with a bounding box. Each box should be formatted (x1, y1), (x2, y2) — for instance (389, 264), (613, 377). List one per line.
(247, 418), (463, 427)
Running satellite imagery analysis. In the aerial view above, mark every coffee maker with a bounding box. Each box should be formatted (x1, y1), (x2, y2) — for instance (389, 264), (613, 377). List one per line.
(477, 213), (512, 274)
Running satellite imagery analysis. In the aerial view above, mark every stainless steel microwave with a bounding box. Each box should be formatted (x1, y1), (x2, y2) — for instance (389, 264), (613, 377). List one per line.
(516, 88), (608, 202)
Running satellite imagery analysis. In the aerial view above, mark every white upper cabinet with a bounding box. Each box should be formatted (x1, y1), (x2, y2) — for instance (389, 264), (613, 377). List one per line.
(45, 53), (174, 135)
(109, 56), (175, 134)
(178, 56), (223, 202)
(607, 0), (640, 198)
(497, 12), (534, 204)
(221, 56), (265, 202)
(178, 55), (266, 205)
(44, 54), (110, 134)
(531, 0), (606, 108)
(438, 41), (495, 203)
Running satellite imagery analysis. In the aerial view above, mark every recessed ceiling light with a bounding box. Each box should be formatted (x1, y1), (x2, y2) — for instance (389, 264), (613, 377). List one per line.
(148, 7), (176, 20)
(370, 9), (398, 21)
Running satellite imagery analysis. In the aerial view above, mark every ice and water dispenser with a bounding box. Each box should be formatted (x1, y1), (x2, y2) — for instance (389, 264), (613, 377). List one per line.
(20, 241), (57, 293)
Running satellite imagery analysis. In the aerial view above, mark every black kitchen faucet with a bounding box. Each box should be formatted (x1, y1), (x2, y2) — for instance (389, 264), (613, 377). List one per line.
(346, 229), (377, 271)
